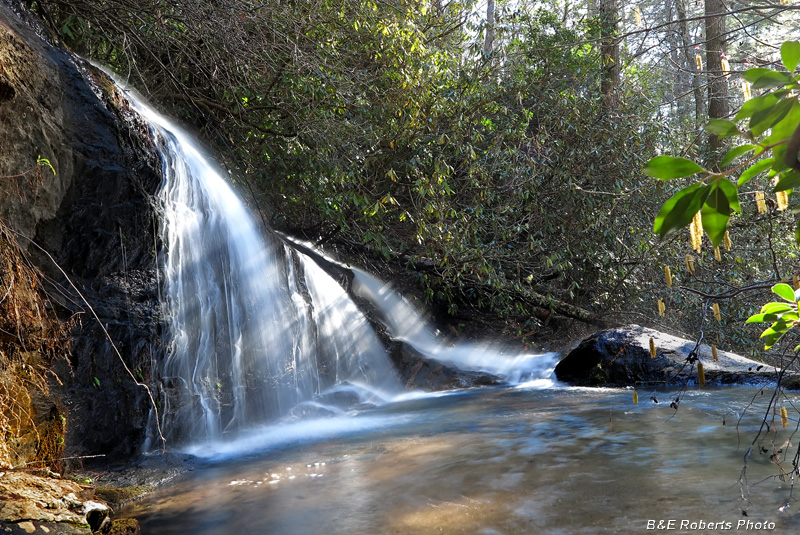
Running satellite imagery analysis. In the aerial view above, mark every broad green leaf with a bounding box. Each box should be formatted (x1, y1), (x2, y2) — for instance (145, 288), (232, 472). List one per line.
(750, 96), (795, 137)
(743, 68), (794, 90)
(737, 158), (775, 186)
(760, 302), (793, 314)
(644, 155), (705, 180)
(720, 144), (757, 168)
(701, 202), (729, 247)
(764, 98), (800, 164)
(716, 178), (741, 212)
(704, 119), (739, 138)
(746, 313), (780, 324)
(781, 41), (800, 73)
(772, 283), (797, 302)
(774, 170), (800, 192)
(653, 183), (710, 239)
(735, 93), (778, 122)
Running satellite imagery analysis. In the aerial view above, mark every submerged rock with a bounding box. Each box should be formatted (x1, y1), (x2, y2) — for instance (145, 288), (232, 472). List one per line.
(554, 324), (792, 387)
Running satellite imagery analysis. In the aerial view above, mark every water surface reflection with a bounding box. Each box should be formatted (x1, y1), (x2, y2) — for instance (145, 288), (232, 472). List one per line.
(122, 386), (800, 534)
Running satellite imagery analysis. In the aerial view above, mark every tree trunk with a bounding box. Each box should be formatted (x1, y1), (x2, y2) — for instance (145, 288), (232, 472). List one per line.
(484, 0), (495, 55)
(705, 0), (729, 155)
(675, 0), (706, 127)
(599, 0), (619, 111)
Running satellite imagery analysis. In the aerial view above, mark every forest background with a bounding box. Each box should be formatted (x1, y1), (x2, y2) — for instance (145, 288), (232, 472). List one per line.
(26, 0), (800, 360)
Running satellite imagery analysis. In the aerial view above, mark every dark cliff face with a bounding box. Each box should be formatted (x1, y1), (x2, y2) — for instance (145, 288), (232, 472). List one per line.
(0, 0), (163, 462)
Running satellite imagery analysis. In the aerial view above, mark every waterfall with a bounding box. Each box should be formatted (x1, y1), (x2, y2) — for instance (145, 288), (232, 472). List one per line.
(120, 87), (401, 445)
(111, 74), (558, 452)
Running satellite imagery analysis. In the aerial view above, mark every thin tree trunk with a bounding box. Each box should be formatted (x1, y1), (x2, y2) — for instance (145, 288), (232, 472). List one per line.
(705, 0), (729, 154)
(599, 0), (619, 111)
(675, 0), (706, 127)
(484, 0), (495, 54)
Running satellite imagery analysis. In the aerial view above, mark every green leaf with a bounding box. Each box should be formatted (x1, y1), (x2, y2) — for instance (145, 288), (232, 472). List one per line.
(644, 156), (705, 180)
(750, 96), (796, 137)
(701, 182), (736, 247)
(653, 183), (710, 239)
(705, 119), (740, 138)
(760, 302), (793, 314)
(772, 283), (797, 302)
(764, 99), (800, 164)
(781, 41), (800, 73)
(774, 171), (800, 192)
(743, 68), (794, 90)
(736, 93), (779, 122)
(737, 158), (775, 186)
(746, 313), (780, 324)
(701, 203), (729, 248)
(720, 144), (757, 168)
(716, 178), (741, 212)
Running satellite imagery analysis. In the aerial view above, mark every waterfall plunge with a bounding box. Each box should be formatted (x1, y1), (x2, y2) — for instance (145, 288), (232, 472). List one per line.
(122, 90), (401, 445)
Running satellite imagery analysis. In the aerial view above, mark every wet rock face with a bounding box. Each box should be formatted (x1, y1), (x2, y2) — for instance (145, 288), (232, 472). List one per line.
(0, 1), (163, 461)
(389, 341), (501, 390)
(554, 324), (790, 387)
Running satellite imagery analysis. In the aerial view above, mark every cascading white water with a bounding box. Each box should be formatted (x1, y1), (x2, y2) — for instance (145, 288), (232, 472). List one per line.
(119, 87), (401, 444)
(351, 269), (557, 386)
(111, 73), (559, 451)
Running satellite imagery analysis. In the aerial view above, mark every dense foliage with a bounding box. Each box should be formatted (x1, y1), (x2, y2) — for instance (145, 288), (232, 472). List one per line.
(26, 0), (800, 352)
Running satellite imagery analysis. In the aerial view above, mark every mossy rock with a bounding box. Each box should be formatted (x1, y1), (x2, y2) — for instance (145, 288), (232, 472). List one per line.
(101, 518), (140, 535)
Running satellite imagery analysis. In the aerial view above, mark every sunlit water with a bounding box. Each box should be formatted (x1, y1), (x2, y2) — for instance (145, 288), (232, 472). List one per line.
(122, 385), (800, 534)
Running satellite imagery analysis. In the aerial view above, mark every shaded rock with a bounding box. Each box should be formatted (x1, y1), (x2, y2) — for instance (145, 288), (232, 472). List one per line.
(389, 341), (500, 390)
(554, 324), (791, 387)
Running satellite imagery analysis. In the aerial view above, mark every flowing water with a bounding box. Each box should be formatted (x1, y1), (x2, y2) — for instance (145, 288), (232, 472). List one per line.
(114, 78), (800, 533)
(122, 385), (800, 534)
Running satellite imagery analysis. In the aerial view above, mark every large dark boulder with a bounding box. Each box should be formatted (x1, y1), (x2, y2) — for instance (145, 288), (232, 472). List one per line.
(555, 324), (789, 387)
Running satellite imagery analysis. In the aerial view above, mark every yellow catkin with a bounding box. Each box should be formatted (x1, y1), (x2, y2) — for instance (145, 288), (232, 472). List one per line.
(649, 337), (656, 358)
(658, 298), (666, 317)
(781, 406), (789, 429)
(780, 0), (790, 6)
(714, 246), (722, 262)
(633, 390), (639, 404)
(711, 344), (719, 361)
(712, 302), (721, 321)
(689, 211), (703, 252)
(793, 274), (799, 291)
(721, 57), (731, 78)
(776, 191), (789, 211)
(756, 191), (767, 214)
(742, 81), (752, 100)
(685, 254), (695, 275)
(697, 361), (706, 387)
(723, 230), (732, 251)
(664, 266), (673, 288)
(634, 6), (642, 27)
(695, 54), (703, 71)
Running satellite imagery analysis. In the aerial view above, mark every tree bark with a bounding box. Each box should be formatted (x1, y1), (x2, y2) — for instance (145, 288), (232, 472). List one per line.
(599, 0), (620, 111)
(705, 0), (729, 154)
(675, 0), (706, 126)
(484, 0), (495, 55)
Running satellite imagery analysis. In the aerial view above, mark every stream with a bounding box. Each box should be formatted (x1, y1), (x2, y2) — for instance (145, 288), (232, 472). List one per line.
(121, 384), (800, 534)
